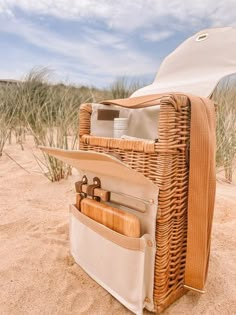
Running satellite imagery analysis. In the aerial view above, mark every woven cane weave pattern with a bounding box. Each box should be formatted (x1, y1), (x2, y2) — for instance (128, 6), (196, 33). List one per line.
(78, 95), (190, 313)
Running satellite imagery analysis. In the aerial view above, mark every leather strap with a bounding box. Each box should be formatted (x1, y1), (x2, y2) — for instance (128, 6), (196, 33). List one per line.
(101, 93), (165, 108)
(70, 204), (146, 251)
(101, 93), (216, 291)
(184, 95), (216, 290)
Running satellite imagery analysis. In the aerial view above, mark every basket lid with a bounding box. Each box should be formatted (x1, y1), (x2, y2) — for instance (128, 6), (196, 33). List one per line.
(132, 27), (236, 98)
(39, 146), (157, 189)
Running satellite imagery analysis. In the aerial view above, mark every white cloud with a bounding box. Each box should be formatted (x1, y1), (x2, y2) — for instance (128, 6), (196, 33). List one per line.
(1, 0), (235, 86)
(1, 0), (236, 33)
(142, 30), (173, 42)
(0, 16), (160, 85)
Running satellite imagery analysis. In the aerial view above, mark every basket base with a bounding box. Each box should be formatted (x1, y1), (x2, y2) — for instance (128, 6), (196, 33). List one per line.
(154, 287), (188, 314)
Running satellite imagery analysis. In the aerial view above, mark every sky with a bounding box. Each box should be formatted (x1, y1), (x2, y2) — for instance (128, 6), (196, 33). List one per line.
(0, 1), (235, 88)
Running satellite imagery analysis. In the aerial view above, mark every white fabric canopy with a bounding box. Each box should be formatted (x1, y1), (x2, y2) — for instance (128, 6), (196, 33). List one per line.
(132, 27), (236, 98)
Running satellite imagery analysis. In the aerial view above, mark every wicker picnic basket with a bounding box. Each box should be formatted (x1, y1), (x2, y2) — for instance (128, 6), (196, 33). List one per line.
(77, 93), (214, 313)
(40, 27), (236, 314)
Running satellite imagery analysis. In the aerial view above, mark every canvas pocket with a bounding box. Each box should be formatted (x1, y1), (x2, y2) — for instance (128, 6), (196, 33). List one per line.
(69, 204), (156, 315)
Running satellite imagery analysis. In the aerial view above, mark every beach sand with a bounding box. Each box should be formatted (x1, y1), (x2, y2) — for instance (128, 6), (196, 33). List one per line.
(0, 136), (235, 315)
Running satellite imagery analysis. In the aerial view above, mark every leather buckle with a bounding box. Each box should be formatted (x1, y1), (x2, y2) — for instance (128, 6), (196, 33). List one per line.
(75, 175), (88, 209)
(87, 177), (101, 201)
(75, 175), (88, 194)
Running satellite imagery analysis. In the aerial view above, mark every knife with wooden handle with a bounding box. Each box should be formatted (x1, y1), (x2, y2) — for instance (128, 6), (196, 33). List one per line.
(79, 184), (149, 213)
(80, 198), (141, 238)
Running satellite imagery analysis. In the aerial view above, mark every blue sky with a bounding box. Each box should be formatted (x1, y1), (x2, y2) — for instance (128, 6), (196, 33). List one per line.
(0, 1), (235, 88)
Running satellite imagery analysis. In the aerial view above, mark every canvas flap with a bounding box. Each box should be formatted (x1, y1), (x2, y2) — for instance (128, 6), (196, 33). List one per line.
(39, 146), (157, 189)
(132, 27), (236, 98)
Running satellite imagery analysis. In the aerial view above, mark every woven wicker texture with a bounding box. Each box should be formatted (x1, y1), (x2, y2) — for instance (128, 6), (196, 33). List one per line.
(79, 94), (190, 313)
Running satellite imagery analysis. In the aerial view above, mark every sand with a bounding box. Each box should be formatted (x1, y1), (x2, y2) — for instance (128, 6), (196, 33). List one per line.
(0, 136), (235, 315)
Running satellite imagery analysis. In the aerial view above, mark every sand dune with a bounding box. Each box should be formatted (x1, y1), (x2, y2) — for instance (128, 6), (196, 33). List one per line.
(0, 137), (235, 314)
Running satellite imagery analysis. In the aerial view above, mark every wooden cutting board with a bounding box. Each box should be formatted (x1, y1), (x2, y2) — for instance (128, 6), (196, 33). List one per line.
(81, 198), (141, 238)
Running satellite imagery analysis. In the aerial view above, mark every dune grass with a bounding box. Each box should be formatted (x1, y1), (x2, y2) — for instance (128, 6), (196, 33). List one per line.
(211, 75), (236, 182)
(0, 84), (19, 156)
(0, 69), (235, 182)
(110, 77), (142, 99)
(0, 69), (98, 180)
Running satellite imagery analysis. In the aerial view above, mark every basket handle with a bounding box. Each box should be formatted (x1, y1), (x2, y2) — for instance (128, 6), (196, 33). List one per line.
(100, 93), (170, 108)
